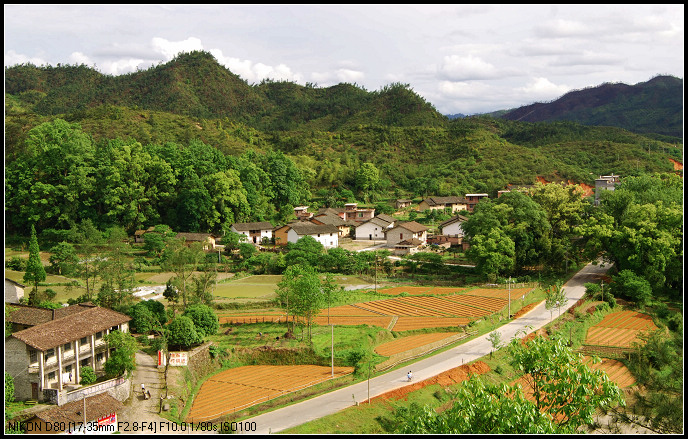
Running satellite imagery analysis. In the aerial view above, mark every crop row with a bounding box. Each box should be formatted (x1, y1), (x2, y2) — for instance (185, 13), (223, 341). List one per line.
(355, 299), (451, 316)
(594, 310), (657, 331)
(443, 294), (508, 312)
(316, 305), (384, 317)
(585, 327), (648, 348)
(582, 356), (636, 388)
(461, 287), (533, 300)
(312, 315), (393, 328)
(397, 296), (494, 317)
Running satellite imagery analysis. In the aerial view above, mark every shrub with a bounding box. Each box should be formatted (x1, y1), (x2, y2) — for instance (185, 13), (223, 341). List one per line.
(79, 366), (97, 385)
(5, 372), (15, 405)
(5, 256), (26, 271)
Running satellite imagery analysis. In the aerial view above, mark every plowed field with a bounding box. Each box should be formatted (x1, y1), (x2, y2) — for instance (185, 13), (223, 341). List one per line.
(392, 316), (471, 331)
(585, 311), (658, 348)
(582, 356), (636, 388)
(187, 365), (353, 422)
(397, 296), (492, 317)
(312, 315), (393, 327)
(443, 294), (508, 312)
(375, 332), (459, 356)
(460, 287), (533, 300)
(317, 305), (385, 316)
(355, 298), (450, 316)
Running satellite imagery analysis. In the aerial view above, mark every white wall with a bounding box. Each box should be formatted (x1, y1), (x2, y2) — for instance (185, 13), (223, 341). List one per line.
(287, 230), (339, 248)
(355, 222), (386, 240)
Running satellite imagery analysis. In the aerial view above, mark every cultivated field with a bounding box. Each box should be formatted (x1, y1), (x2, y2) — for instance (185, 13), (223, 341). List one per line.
(582, 356), (636, 388)
(391, 316), (471, 331)
(374, 332), (459, 357)
(585, 310), (658, 348)
(186, 365), (353, 422)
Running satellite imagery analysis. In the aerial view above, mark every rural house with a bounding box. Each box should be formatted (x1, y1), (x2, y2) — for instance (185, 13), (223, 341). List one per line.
(310, 213), (350, 237)
(355, 216), (394, 240)
(439, 214), (469, 238)
(395, 199), (413, 210)
(393, 238), (425, 256)
(317, 203), (375, 223)
(293, 206), (313, 220)
(175, 232), (216, 250)
(5, 277), (25, 303)
(417, 196), (467, 213)
(594, 173), (621, 205)
(464, 193), (489, 212)
(5, 303), (131, 404)
(287, 223), (340, 248)
(24, 392), (124, 434)
(230, 221), (274, 244)
(386, 221), (428, 246)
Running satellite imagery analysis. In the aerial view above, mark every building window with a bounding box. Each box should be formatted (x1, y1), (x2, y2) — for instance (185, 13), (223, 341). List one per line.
(45, 349), (54, 361)
(29, 349), (37, 363)
(48, 371), (55, 381)
(111, 325), (118, 332)
(358, 212), (363, 217)
(65, 364), (72, 373)
(81, 359), (89, 367)
(96, 353), (104, 362)
(95, 331), (103, 340)
(80, 336), (88, 345)
(64, 342), (72, 352)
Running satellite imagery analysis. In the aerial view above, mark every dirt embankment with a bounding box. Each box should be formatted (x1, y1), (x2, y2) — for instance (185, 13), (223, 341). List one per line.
(364, 361), (490, 403)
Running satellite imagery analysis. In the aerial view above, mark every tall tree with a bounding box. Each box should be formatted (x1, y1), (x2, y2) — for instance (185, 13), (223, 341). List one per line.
(24, 224), (47, 304)
(161, 238), (205, 309)
(276, 264), (327, 339)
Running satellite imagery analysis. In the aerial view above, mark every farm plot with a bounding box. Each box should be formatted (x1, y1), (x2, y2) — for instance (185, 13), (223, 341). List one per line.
(317, 305), (385, 317)
(585, 311), (658, 348)
(376, 286), (434, 295)
(187, 365), (353, 423)
(355, 298), (452, 316)
(392, 317), (471, 331)
(375, 332), (459, 356)
(442, 294), (508, 313)
(582, 356), (636, 388)
(396, 296), (492, 318)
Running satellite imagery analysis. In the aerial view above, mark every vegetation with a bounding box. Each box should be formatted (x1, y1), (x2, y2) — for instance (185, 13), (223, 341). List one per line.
(79, 366), (97, 385)
(103, 330), (138, 378)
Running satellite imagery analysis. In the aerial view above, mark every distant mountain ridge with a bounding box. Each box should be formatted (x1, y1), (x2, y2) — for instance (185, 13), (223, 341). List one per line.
(500, 75), (683, 138)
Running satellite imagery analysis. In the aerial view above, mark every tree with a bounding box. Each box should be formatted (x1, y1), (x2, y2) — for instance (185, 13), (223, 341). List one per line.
(70, 219), (105, 300)
(355, 162), (380, 202)
(143, 225), (176, 258)
(5, 372), (15, 406)
(167, 315), (203, 349)
(191, 267), (217, 305)
(48, 241), (79, 276)
(276, 264), (326, 339)
(285, 235), (324, 268)
(23, 224), (47, 305)
(161, 239), (204, 309)
(610, 270), (653, 308)
(390, 375), (560, 434)
(182, 304), (219, 337)
(103, 330), (138, 378)
(79, 366), (97, 385)
(508, 333), (624, 430)
(130, 303), (157, 334)
(465, 228), (515, 280)
(487, 330), (502, 358)
(545, 281), (567, 320)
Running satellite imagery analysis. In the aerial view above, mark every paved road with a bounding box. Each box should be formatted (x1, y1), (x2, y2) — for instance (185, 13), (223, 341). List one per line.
(239, 260), (612, 434)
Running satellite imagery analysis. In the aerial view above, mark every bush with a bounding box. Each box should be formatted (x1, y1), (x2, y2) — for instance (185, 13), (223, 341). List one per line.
(5, 372), (15, 405)
(6, 256), (27, 271)
(603, 292), (616, 308)
(183, 304), (219, 337)
(653, 302), (670, 319)
(79, 366), (97, 385)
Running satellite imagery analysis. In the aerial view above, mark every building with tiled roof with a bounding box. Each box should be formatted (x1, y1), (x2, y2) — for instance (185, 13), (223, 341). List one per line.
(5, 302), (96, 333)
(355, 216), (393, 240)
(311, 213), (350, 237)
(386, 221), (428, 246)
(5, 304), (131, 403)
(439, 214), (469, 237)
(230, 221), (274, 244)
(287, 223), (340, 249)
(175, 232), (216, 250)
(418, 196), (467, 213)
(25, 392), (124, 433)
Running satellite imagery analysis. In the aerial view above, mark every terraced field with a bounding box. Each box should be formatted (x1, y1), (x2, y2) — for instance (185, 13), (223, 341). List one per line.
(374, 332), (459, 356)
(585, 311), (658, 348)
(186, 365), (353, 422)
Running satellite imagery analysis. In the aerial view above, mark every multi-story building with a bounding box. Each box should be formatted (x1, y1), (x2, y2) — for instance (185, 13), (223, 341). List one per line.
(5, 303), (131, 403)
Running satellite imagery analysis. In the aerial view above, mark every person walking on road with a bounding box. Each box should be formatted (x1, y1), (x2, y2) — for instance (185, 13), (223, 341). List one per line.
(407, 371), (413, 382)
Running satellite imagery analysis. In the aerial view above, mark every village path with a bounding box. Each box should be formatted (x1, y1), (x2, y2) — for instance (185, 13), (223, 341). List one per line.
(238, 260), (613, 434)
(118, 351), (211, 434)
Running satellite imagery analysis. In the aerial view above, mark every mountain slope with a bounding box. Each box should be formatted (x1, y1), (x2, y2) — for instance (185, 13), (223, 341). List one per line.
(500, 75), (683, 138)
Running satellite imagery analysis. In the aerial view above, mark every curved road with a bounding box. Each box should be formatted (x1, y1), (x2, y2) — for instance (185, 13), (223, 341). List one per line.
(239, 260), (612, 434)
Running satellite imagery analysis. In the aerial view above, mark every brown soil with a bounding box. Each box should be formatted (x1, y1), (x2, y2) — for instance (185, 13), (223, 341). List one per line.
(364, 361), (490, 403)
(513, 300), (543, 319)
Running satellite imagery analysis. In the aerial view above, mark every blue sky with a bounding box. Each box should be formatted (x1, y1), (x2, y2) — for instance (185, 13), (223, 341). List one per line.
(4, 4), (684, 115)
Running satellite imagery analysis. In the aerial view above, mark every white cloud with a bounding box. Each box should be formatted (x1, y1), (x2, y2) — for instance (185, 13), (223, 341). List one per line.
(209, 48), (303, 84)
(4, 50), (48, 66)
(516, 77), (570, 101)
(437, 55), (499, 81)
(151, 37), (204, 60)
(311, 68), (365, 86)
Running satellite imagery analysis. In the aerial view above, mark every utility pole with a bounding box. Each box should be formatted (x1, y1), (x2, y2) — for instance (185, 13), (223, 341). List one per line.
(600, 280), (604, 302)
(331, 324), (334, 378)
(508, 276), (512, 319)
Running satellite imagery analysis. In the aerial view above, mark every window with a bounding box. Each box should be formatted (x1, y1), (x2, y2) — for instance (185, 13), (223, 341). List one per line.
(45, 349), (54, 360)
(317, 233), (321, 237)
(358, 212), (363, 218)
(95, 331), (103, 340)
(64, 342), (72, 352)
(80, 337), (88, 345)
(65, 365), (72, 373)
(111, 325), (118, 332)
(48, 371), (55, 381)
(96, 353), (103, 362)
(81, 359), (89, 367)
(29, 349), (37, 363)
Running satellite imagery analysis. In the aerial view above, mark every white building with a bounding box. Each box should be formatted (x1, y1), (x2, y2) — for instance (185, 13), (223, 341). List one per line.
(286, 223), (340, 248)
(439, 215), (469, 237)
(230, 222), (274, 244)
(386, 221), (428, 247)
(355, 217), (392, 240)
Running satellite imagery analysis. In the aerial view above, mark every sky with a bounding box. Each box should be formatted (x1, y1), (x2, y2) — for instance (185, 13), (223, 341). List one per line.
(4, 4), (684, 115)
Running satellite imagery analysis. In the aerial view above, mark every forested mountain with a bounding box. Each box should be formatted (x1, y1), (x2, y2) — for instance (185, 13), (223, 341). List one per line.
(500, 75), (683, 138)
(4, 51), (683, 236)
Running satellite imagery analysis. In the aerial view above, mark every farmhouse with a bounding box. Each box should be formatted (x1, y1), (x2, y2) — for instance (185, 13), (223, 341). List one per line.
(317, 203), (375, 223)
(395, 199), (413, 210)
(355, 216), (393, 240)
(24, 392), (124, 434)
(293, 206), (313, 220)
(230, 221), (274, 244)
(133, 226), (155, 243)
(310, 213), (350, 237)
(5, 303), (131, 403)
(464, 193), (489, 212)
(594, 173), (621, 205)
(386, 221), (428, 246)
(417, 196), (467, 213)
(393, 238), (425, 256)
(5, 277), (25, 303)
(288, 223), (340, 248)
(439, 214), (468, 238)
(175, 232), (216, 250)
